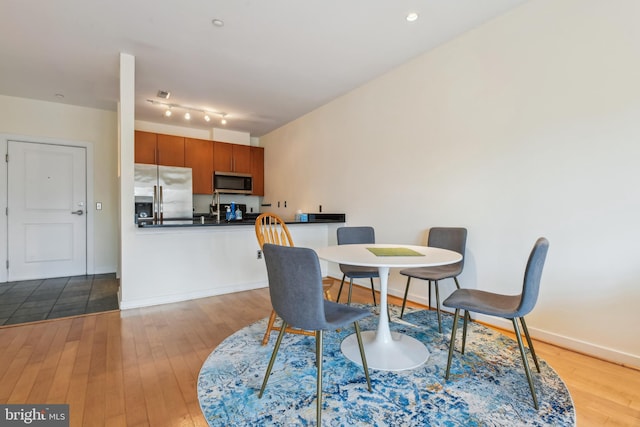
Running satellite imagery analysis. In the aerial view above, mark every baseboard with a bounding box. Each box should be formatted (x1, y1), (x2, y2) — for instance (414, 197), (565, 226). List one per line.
(119, 281), (268, 310)
(473, 314), (640, 370)
(339, 278), (640, 370)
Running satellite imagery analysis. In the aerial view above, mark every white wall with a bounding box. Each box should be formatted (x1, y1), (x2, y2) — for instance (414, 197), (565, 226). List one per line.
(0, 94), (118, 275)
(260, 0), (640, 367)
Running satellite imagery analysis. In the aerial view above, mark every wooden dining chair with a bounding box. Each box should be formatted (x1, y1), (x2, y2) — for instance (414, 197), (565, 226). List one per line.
(255, 212), (333, 345)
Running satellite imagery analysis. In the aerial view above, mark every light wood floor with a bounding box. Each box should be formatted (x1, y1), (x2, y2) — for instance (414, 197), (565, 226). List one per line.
(0, 281), (638, 426)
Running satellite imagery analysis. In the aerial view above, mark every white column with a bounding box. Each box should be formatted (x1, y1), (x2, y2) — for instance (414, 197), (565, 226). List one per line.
(118, 52), (136, 303)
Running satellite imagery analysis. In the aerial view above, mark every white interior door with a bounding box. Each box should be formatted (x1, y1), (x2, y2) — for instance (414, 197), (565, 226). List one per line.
(7, 141), (87, 280)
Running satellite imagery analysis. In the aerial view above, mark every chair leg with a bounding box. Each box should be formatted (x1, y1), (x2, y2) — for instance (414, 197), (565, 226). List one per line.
(322, 277), (333, 301)
(400, 277), (412, 318)
(445, 308), (461, 380)
(512, 318), (539, 409)
(369, 278), (377, 306)
(461, 310), (469, 354)
(354, 322), (372, 392)
(336, 274), (347, 302)
(434, 280), (442, 333)
(259, 322), (287, 398)
(428, 280), (432, 310)
(520, 317), (540, 372)
(262, 310), (278, 345)
(347, 278), (355, 305)
(453, 276), (461, 289)
(315, 330), (323, 427)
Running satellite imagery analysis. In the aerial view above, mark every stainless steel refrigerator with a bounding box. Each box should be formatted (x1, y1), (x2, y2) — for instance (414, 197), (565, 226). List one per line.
(134, 164), (193, 223)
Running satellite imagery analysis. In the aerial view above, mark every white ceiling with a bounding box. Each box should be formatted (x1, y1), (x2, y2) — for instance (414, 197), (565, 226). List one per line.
(0, 0), (528, 137)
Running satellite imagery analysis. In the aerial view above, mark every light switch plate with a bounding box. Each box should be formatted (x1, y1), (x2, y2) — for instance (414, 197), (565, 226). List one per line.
(96, 202), (102, 210)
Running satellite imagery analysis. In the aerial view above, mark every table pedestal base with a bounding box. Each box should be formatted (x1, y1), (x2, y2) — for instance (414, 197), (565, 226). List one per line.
(341, 330), (429, 371)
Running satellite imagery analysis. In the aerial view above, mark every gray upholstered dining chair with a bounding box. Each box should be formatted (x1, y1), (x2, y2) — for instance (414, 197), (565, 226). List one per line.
(336, 226), (378, 305)
(443, 237), (549, 409)
(255, 212), (333, 345)
(399, 227), (467, 333)
(259, 243), (372, 426)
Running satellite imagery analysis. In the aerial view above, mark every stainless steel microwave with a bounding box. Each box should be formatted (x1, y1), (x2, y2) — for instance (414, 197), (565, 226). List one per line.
(213, 171), (253, 194)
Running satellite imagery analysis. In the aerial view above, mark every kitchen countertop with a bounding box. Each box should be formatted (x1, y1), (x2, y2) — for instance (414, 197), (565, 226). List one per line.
(137, 213), (345, 228)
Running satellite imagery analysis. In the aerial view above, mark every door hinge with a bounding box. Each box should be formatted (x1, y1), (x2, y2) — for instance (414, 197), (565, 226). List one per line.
(5, 154), (8, 162)
(5, 260), (8, 269)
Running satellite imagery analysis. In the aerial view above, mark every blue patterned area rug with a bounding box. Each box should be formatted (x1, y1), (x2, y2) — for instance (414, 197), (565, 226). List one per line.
(198, 306), (575, 426)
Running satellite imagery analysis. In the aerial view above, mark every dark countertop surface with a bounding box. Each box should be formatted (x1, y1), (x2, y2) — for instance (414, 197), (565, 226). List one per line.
(137, 213), (345, 228)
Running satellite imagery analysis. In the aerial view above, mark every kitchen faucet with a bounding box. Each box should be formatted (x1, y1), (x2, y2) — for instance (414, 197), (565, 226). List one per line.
(211, 190), (221, 223)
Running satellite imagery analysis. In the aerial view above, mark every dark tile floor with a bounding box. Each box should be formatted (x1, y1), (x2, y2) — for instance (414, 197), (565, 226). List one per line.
(0, 274), (119, 326)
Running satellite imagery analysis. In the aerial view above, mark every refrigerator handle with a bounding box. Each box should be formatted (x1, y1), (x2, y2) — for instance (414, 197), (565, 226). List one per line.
(159, 185), (164, 223)
(153, 185), (158, 224)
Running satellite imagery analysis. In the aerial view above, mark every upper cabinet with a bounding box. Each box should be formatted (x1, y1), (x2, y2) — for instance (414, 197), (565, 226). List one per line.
(250, 147), (264, 196)
(134, 131), (157, 164)
(213, 141), (251, 174)
(157, 134), (185, 166)
(135, 131), (263, 195)
(185, 138), (214, 194)
(134, 131), (185, 167)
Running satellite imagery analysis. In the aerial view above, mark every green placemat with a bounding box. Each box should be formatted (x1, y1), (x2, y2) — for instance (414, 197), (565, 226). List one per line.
(367, 247), (423, 256)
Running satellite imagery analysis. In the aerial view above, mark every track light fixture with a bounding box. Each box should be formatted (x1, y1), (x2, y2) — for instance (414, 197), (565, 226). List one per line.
(147, 99), (229, 125)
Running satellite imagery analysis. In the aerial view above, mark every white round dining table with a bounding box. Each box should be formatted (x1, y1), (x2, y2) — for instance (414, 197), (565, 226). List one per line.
(315, 243), (462, 371)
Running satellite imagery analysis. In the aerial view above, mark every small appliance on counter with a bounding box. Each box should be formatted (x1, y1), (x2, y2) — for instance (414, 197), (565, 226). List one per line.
(305, 213), (346, 223)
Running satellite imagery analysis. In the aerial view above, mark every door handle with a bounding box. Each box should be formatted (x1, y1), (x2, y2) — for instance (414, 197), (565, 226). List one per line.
(71, 210), (84, 215)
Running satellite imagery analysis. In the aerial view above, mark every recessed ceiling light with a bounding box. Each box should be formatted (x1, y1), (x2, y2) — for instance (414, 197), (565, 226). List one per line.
(406, 12), (419, 22)
(211, 18), (224, 27)
(54, 93), (65, 99)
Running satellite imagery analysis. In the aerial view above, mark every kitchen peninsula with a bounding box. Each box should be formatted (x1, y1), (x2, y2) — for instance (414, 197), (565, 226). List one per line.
(121, 214), (345, 310)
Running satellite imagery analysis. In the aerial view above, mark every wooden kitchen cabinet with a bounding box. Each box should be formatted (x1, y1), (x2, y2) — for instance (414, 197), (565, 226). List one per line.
(135, 132), (262, 195)
(134, 131), (185, 167)
(157, 134), (185, 166)
(250, 146), (264, 196)
(212, 141), (232, 172)
(185, 137), (214, 194)
(134, 131), (157, 164)
(213, 141), (251, 174)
